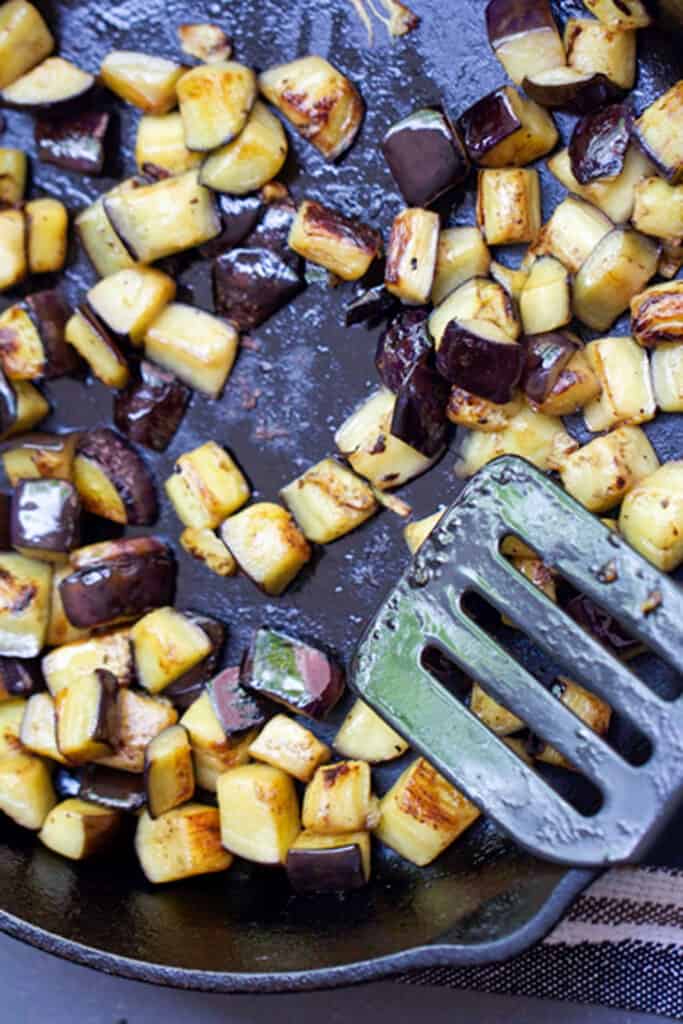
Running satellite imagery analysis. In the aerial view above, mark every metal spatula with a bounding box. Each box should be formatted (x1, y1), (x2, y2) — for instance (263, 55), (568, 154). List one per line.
(352, 455), (683, 867)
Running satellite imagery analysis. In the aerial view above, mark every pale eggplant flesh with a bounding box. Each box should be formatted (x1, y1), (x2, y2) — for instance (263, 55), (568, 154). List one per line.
(26, 291), (81, 380)
(114, 362), (190, 453)
(34, 111), (110, 175)
(163, 613), (225, 709)
(375, 308), (432, 392)
(569, 103), (634, 185)
(77, 428), (158, 525)
(382, 106), (470, 207)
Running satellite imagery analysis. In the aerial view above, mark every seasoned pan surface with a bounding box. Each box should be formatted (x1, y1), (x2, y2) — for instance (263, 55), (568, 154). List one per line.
(0, 0), (680, 991)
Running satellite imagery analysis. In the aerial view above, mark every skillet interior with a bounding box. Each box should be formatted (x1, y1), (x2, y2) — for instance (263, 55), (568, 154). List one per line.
(0, 0), (681, 991)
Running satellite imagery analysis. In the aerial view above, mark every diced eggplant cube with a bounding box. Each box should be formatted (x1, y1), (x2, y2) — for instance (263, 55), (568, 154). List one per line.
(289, 200), (381, 281)
(0, 752), (56, 829)
(477, 168), (541, 245)
(470, 684), (523, 736)
(0, 696), (26, 755)
(569, 102), (634, 190)
(520, 258), (572, 336)
(0, 2), (54, 91)
(522, 331), (579, 407)
(522, 66), (623, 116)
(382, 106), (469, 207)
(573, 228), (659, 331)
(582, 0), (651, 29)
(59, 537), (174, 631)
(534, 349), (601, 416)
(114, 361), (188, 451)
(620, 462), (683, 572)
(281, 457), (378, 544)
(1, 431), (78, 488)
(374, 757), (480, 866)
(432, 227), (490, 305)
(135, 112), (202, 177)
(132, 607), (212, 695)
(200, 101), (288, 194)
(429, 276), (520, 345)
(391, 362), (449, 458)
(180, 527), (237, 577)
(0, 305), (46, 381)
(583, 335), (655, 432)
(0, 147), (27, 204)
(198, 193), (263, 258)
(375, 308), (432, 393)
(217, 763), (300, 864)
(530, 196), (613, 274)
(213, 247), (304, 331)
(302, 760), (378, 835)
(385, 207), (439, 305)
(631, 282), (683, 348)
(97, 687), (178, 774)
(79, 764), (146, 812)
(242, 627), (344, 719)
(11, 478), (80, 563)
(25, 291), (80, 379)
(258, 56), (363, 161)
(20, 691), (64, 763)
(458, 86), (558, 168)
(87, 268), (176, 347)
(286, 830), (371, 893)
(560, 425), (659, 513)
(177, 61), (256, 152)
(485, 0), (565, 85)
(447, 387), (523, 432)
(144, 303), (238, 399)
(159, 613), (225, 710)
(135, 803), (232, 883)
(220, 503), (311, 596)
(632, 178), (683, 241)
(54, 671), (118, 763)
(548, 145), (655, 224)
(334, 699), (409, 763)
(0, 57), (94, 111)
(145, 724), (194, 819)
(34, 111), (110, 175)
(455, 405), (577, 478)
(207, 665), (271, 736)
(2, 380), (49, 440)
(248, 714), (330, 783)
(65, 307), (129, 390)
(178, 23), (232, 63)
(635, 82), (683, 184)
(435, 319), (524, 404)
(100, 51), (184, 114)
(652, 343), (683, 412)
(180, 691), (256, 791)
(46, 565), (89, 647)
(74, 428), (157, 526)
(165, 441), (250, 530)
(75, 184), (138, 279)
(565, 19), (636, 91)
(0, 209), (27, 292)
(0, 552), (51, 657)
(41, 629), (133, 696)
(39, 798), (121, 860)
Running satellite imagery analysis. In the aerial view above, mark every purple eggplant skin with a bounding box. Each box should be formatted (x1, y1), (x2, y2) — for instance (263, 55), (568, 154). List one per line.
(458, 87), (521, 163)
(77, 427), (158, 526)
(523, 332), (579, 406)
(391, 362), (449, 458)
(114, 361), (190, 453)
(198, 194), (263, 258)
(569, 103), (635, 186)
(207, 665), (272, 735)
(59, 536), (175, 630)
(286, 843), (368, 894)
(375, 308), (432, 392)
(486, 0), (558, 45)
(0, 492), (10, 549)
(565, 593), (643, 661)
(523, 72), (623, 116)
(34, 112), (110, 175)
(244, 200), (301, 270)
(0, 369), (17, 438)
(242, 628), (345, 720)
(25, 291), (81, 379)
(436, 321), (524, 404)
(213, 248), (304, 331)
(0, 656), (45, 697)
(382, 107), (470, 208)
(163, 613), (226, 710)
(80, 764), (146, 812)
(345, 283), (399, 329)
(11, 478), (81, 558)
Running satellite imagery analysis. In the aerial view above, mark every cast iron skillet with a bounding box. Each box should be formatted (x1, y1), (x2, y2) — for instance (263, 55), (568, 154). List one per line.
(0, 0), (681, 993)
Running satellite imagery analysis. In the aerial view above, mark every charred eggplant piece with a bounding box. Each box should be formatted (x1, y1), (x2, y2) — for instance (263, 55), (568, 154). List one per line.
(486, 0), (565, 85)
(100, 51), (184, 115)
(523, 67), (622, 115)
(0, 2), (54, 92)
(144, 724), (194, 818)
(198, 193), (263, 259)
(80, 764), (146, 812)
(634, 82), (683, 184)
(136, 803), (232, 882)
(289, 200), (382, 281)
(583, 0), (651, 29)
(477, 168), (541, 245)
(523, 332), (579, 406)
(221, 503), (311, 596)
(286, 830), (370, 893)
(564, 17), (636, 91)
(177, 61), (256, 152)
(631, 281), (683, 347)
(35, 111), (109, 175)
(200, 101), (287, 194)
(534, 350), (601, 416)
(436, 319), (524, 403)
(0, 552), (52, 657)
(135, 112), (202, 178)
(560, 425), (658, 513)
(0, 292), (76, 381)
(114, 362), (188, 452)
(569, 103), (634, 185)
(0, 656), (44, 698)
(0, 209), (27, 292)
(391, 363), (448, 458)
(280, 458), (378, 544)
(11, 478), (80, 563)
(446, 387), (523, 433)
(65, 307), (129, 390)
(0, 57), (94, 111)
(97, 687), (178, 774)
(165, 441), (250, 530)
(458, 85), (558, 168)
(178, 23), (232, 63)
(345, 283), (398, 329)
(213, 247), (304, 331)
(131, 607), (212, 695)
(74, 428), (156, 526)
(302, 760), (377, 835)
(179, 527), (236, 579)
(382, 106), (469, 207)
(0, 146), (27, 204)
(144, 304), (238, 399)
(385, 208), (440, 305)
(242, 628), (344, 720)
(25, 291), (79, 378)
(58, 537), (174, 630)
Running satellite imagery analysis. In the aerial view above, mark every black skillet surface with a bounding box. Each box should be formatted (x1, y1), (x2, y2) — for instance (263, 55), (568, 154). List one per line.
(0, 0), (681, 993)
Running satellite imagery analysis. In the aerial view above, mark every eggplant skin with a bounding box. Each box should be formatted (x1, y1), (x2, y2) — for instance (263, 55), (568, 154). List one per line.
(0, 656), (45, 698)
(391, 363), (449, 458)
(59, 537), (175, 629)
(346, 284), (398, 329)
(0, 369), (17, 438)
(286, 843), (367, 893)
(114, 362), (189, 452)
(199, 194), (263, 259)
(486, 0), (557, 42)
(25, 291), (81, 380)
(244, 200), (301, 271)
(522, 70), (623, 115)
(34, 112), (110, 175)
(375, 309), (432, 392)
(523, 332), (579, 405)
(457, 88), (520, 163)
(76, 428), (157, 525)
(161, 612), (226, 710)
(242, 628), (345, 720)
(569, 103), (634, 185)
(436, 322), (524, 404)
(79, 764), (146, 812)
(11, 478), (81, 557)
(382, 107), (469, 208)
(565, 593), (643, 660)
(213, 248), (304, 331)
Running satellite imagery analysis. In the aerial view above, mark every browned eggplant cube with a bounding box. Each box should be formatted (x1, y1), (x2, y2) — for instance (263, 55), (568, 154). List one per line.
(382, 107), (469, 207)
(41, 629), (133, 696)
(20, 691), (64, 763)
(179, 528), (237, 578)
(242, 627), (345, 720)
(26, 198), (68, 274)
(221, 503), (311, 596)
(548, 145), (655, 224)
(100, 51), (184, 114)
(131, 607), (212, 695)
(0, 57), (94, 111)
(0, 2), (54, 91)
(476, 168), (541, 245)
(40, 798), (121, 860)
(564, 18), (636, 91)
(165, 441), (250, 530)
(0, 293), (78, 383)
(0, 752), (56, 830)
(177, 61), (256, 151)
(0, 552), (51, 657)
(74, 428), (157, 526)
(0, 147), (27, 204)
(58, 537), (175, 631)
(75, 183), (138, 279)
(455, 405), (577, 478)
(160, 613), (225, 710)
(573, 228), (659, 332)
(55, 670), (118, 763)
(385, 208), (439, 305)
(280, 457), (378, 544)
(144, 724), (195, 818)
(199, 101), (288, 194)
(213, 247), (304, 331)
(302, 760), (378, 834)
(530, 195), (613, 274)
(458, 86), (558, 168)
(486, 0), (565, 85)
(11, 478), (80, 563)
(635, 82), (683, 184)
(289, 200), (381, 281)
(180, 690), (256, 791)
(218, 763), (300, 864)
(560, 425), (659, 513)
(432, 227), (491, 305)
(0, 209), (27, 292)
(65, 307), (129, 390)
(86, 268), (176, 347)
(631, 281), (683, 348)
(286, 830), (371, 893)
(135, 112), (202, 177)
(114, 362), (189, 451)
(96, 687), (178, 774)
(248, 714), (331, 782)
(1, 431), (78, 488)
(135, 803), (232, 883)
(144, 304), (239, 399)
(178, 23), (232, 63)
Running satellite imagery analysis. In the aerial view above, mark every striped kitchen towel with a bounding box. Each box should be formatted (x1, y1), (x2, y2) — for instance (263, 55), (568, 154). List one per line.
(401, 867), (683, 1019)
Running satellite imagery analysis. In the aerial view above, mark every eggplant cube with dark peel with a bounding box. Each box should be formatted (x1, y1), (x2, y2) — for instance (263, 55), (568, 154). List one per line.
(74, 428), (157, 526)
(584, 335), (655, 432)
(207, 665), (271, 737)
(583, 0), (651, 29)
(485, 0), (565, 86)
(286, 830), (371, 893)
(46, 565), (89, 647)
(258, 55), (363, 161)
(573, 228), (659, 332)
(0, 2), (54, 91)
(65, 308), (129, 390)
(242, 627), (344, 720)
(382, 107), (469, 207)
(180, 528), (236, 578)
(631, 282), (683, 348)
(565, 19), (636, 91)
(144, 304), (238, 399)
(280, 458), (378, 544)
(548, 146), (654, 225)
(145, 724), (195, 819)
(522, 67), (623, 116)
(20, 692), (64, 764)
(302, 760), (378, 835)
(428, 277), (520, 347)
(177, 61), (256, 152)
(248, 714), (330, 783)
(200, 193), (263, 258)
(0, 210), (27, 292)
(0, 655), (45, 699)
(180, 691), (256, 791)
(520, 258), (572, 336)
(221, 503), (311, 596)
(458, 86), (558, 168)
(560, 425), (659, 513)
(114, 361), (189, 451)
(0, 552), (51, 657)
(436, 319), (524, 404)
(0, 752), (56, 830)
(0, 57), (94, 111)
(0, 305), (47, 381)
(132, 607), (212, 695)
(334, 699), (409, 763)
(11, 478), (80, 563)
(568, 102), (634, 187)
(35, 111), (110, 175)
(385, 208), (439, 305)
(135, 113), (203, 177)
(619, 462), (683, 572)
(79, 765), (146, 812)
(374, 757), (480, 866)
(522, 331), (579, 407)
(477, 168), (541, 245)
(391, 363), (449, 458)
(199, 101), (288, 194)
(165, 441), (250, 530)
(213, 247), (304, 332)
(2, 380), (50, 441)
(104, 170), (221, 264)
(96, 687), (178, 774)
(375, 308), (432, 393)
(100, 51), (185, 115)
(87, 268), (176, 348)
(178, 23), (232, 63)
(135, 803), (232, 883)
(55, 672), (117, 764)
(0, 147), (26, 204)
(534, 349), (601, 416)
(75, 186), (138, 280)
(289, 200), (381, 281)
(39, 798), (121, 860)
(455, 405), (577, 478)
(42, 630), (133, 697)
(217, 763), (300, 864)
(2, 432), (78, 489)
(635, 82), (683, 184)
(432, 227), (491, 305)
